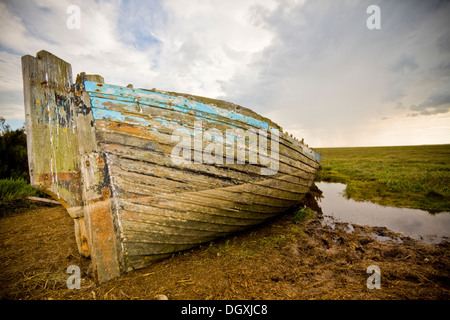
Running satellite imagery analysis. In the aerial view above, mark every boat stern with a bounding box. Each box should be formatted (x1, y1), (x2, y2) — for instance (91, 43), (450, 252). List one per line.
(22, 51), (83, 212)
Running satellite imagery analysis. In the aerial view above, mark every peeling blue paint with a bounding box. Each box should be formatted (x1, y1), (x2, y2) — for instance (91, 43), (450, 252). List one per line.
(159, 119), (168, 127)
(311, 150), (322, 162)
(85, 81), (321, 163)
(92, 107), (153, 127)
(85, 81), (269, 130)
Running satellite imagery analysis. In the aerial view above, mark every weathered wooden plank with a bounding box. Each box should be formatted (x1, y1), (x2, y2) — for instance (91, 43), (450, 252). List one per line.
(123, 228), (220, 245)
(110, 156), (314, 194)
(115, 175), (298, 207)
(119, 210), (249, 233)
(222, 181), (311, 201)
(123, 235), (219, 256)
(89, 85), (322, 167)
(112, 171), (201, 195)
(141, 189), (289, 214)
(79, 152), (122, 283)
(27, 196), (60, 204)
(91, 83), (278, 128)
(109, 158), (237, 192)
(75, 73), (101, 155)
(99, 140), (316, 191)
(105, 150), (309, 205)
(21, 51), (82, 209)
(93, 118), (317, 175)
(148, 191), (297, 215)
(117, 181), (299, 210)
(86, 81), (272, 131)
(124, 242), (201, 257)
(248, 175), (314, 193)
(100, 142), (265, 184)
(89, 88), (320, 168)
(120, 200), (275, 225)
(197, 188), (301, 207)
(110, 153), (312, 201)
(91, 101), (319, 170)
(73, 217), (90, 257)
(108, 150), (315, 193)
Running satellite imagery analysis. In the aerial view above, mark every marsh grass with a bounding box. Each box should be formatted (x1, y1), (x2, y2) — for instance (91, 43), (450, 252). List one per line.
(291, 207), (317, 224)
(316, 144), (450, 213)
(0, 178), (47, 216)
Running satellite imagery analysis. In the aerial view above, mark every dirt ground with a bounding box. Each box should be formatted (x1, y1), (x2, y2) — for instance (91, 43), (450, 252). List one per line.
(0, 201), (449, 300)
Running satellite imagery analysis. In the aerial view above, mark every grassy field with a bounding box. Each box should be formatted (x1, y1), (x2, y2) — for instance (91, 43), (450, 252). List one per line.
(315, 144), (450, 213)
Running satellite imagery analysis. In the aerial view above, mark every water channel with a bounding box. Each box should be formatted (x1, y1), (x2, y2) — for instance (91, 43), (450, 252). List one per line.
(315, 182), (450, 244)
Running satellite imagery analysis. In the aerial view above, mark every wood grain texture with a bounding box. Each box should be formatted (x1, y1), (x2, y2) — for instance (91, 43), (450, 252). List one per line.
(22, 50), (321, 281)
(85, 80), (320, 270)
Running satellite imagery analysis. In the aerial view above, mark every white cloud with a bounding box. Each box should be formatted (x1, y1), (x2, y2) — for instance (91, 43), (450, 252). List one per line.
(218, 0), (450, 146)
(0, 0), (275, 123)
(145, 0), (275, 96)
(0, 2), (43, 52)
(0, 51), (22, 92)
(0, 0), (448, 146)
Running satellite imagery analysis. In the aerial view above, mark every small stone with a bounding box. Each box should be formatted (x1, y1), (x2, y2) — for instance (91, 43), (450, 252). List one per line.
(155, 294), (168, 300)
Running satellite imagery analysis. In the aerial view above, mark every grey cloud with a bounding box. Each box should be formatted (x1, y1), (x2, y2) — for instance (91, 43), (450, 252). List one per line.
(0, 90), (23, 106)
(410, 79), (450, 115)
(437, 32), (450, 54)
(389, 54), (418, 74)
(0, 90), (25, 118)
(395, 102), (406, 110)
(218, 0), (450, 147)
(221, 1), (368, 107)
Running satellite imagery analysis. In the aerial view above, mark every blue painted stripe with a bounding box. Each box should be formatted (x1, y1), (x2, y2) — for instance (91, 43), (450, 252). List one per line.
(85, 81), (269, 130)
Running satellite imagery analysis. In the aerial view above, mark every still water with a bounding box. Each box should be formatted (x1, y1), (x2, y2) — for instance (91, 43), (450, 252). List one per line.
(316, 182), (450, 244)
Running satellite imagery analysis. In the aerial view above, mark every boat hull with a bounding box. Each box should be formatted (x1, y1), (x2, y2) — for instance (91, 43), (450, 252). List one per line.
(22, 51), (321, 283)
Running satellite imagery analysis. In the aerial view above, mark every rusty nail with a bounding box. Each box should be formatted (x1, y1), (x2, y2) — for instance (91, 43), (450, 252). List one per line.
(102, 187), (111, 200)
(97, 157), (105, 168)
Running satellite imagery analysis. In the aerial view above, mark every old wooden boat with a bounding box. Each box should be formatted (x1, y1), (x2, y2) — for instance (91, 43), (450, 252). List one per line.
(22, 50), (321, 283)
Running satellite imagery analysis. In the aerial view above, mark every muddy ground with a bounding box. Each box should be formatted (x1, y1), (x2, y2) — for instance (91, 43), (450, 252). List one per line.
(0, 202), (449, 300)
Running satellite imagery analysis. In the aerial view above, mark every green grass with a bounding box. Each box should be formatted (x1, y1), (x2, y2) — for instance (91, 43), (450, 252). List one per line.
(0, 178), (45, 217)
(291, 207), (317, 224)
(315, 144), (450, 213)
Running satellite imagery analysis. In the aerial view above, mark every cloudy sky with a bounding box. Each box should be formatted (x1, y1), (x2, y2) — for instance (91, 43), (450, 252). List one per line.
(0, 0), (449, 147)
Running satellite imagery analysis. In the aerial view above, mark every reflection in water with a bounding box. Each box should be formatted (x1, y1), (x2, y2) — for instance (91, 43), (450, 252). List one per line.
(316, 182), (450, 244)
